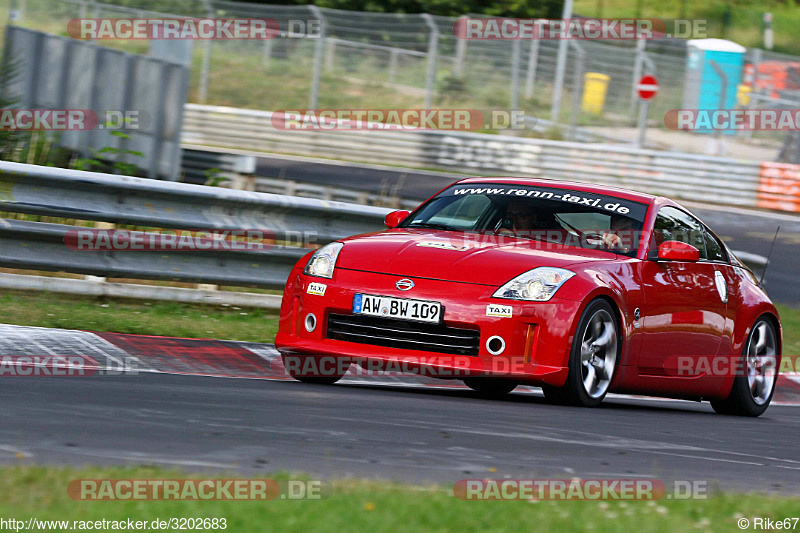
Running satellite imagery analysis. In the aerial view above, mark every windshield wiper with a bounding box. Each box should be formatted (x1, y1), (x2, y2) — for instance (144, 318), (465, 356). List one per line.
(513, 233), (560, 244)
(554, 214), (584, 237)
(405, 222), (458, 231)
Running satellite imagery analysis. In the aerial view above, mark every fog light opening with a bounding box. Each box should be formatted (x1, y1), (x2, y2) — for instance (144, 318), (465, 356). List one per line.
(486, 335), (505, 355)
(304, 313), (317, 333)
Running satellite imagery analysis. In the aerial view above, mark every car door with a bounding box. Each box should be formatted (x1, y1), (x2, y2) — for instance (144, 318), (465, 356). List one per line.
(703, 225), (740, 357)
(636, 206), (728, 378)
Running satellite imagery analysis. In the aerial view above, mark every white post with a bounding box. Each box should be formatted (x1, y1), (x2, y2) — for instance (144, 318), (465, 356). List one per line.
(550, 0), (573, 121)
(510, 39), (521, 110)
(524, 28), (540, 99)
(743, 48), (761, 141)
(84, 221), (115, 284)
(636, 99), (649, 148)
(198, 41), (211, 104)
(389, 48), (399, 84)
(568, 43), (584, 141)
(262, 39), (273, 68)
(454, 16), (467, 78)
(325, 38), (336, 71)
(198, 0), (215, 104)
(308, 6), (326, 109)
(422, 14), (439, 109)
(8, 0), (20, 23)
(763, 13), (774, 50)
(630, 37), (645, 115)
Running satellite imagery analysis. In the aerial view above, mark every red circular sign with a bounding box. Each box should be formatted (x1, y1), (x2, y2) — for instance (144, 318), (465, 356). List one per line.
(637, 75), (659, 100)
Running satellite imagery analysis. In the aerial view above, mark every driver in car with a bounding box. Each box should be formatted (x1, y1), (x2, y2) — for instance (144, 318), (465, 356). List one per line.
(499, 200), (557, 236)
(602, 216), (636, 251)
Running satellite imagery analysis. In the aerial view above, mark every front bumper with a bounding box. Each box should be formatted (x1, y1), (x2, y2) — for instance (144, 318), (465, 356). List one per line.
(275, 267), (582, 386)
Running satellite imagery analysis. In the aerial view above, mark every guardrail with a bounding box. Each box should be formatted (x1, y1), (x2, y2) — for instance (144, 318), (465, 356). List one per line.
(181, 148), (257, 185)
(0, 161), (391, 294)
(0, 161), (389, 244)
(0, 218), (307, 288)
(181, 104), (784, 211)
(253, 176), (420, 210)
(0, 160), (771, 307)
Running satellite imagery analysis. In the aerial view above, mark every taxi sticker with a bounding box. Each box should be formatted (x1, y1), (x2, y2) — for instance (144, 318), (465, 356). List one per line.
(486, 304), (512, 318)
(416, 241), (470, 251)
(307, 282), (327, 296)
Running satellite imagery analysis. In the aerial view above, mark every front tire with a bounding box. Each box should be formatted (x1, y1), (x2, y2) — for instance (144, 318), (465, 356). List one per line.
(542, 299), (620, 407)
(281, 354), (349, 385)
(463, 377), (517, 398)
(711, 318), (779, 417)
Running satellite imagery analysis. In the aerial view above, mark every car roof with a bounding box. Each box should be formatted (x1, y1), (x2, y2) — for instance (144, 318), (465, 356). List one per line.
(455, 176), (657, 205)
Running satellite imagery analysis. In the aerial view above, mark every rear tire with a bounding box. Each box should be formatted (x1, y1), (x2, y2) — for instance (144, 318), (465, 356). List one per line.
(293, 375), (344, 385)
(282, 354), (349, 385)
(463, 377), (517, 398)
(542, 299), (620, 407)
(711, 318), (778, 417)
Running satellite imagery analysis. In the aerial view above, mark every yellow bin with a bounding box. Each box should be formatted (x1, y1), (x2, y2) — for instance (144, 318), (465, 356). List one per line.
(737, 84), (752, 106)
(582, 72), (610, 115)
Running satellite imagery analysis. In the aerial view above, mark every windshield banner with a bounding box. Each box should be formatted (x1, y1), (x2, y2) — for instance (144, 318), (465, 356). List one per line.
(446, 184), (649, 221)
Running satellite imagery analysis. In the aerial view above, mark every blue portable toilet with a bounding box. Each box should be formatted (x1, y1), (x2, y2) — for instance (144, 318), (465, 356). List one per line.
(683, 39), (746, 134)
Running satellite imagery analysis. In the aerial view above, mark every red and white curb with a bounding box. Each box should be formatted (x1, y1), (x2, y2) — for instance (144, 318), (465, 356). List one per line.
(0, 323), (798, 406)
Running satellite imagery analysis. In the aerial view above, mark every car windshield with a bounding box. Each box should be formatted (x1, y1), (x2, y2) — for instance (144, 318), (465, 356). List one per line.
(399, 183), (649, 257)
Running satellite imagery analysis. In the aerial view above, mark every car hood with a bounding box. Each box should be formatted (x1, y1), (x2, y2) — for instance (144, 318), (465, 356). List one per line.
(335, 229), (616, 286)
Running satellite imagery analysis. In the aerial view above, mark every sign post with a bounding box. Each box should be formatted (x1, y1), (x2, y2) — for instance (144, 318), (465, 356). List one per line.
(636, 75), (659, 148)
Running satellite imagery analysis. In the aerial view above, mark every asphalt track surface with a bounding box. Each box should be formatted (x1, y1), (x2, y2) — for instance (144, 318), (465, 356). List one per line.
(3, 373), (800, 493)
(1, 325), (799, 493)
(255, 155), (800, 305)
(3, 156), (799, 495)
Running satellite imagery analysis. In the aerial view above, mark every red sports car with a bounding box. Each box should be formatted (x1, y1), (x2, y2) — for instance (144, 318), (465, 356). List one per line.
(275, 178), (782, 416)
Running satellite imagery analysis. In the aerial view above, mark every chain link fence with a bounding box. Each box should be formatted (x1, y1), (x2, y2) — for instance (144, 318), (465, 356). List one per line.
(8, 0), (800, 156)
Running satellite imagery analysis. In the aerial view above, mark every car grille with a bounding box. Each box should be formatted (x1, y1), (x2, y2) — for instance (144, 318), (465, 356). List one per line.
(326, 313), (480, 356)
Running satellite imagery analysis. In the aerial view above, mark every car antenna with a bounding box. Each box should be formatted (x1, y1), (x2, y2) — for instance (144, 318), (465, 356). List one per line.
(759, 226), (780, 286)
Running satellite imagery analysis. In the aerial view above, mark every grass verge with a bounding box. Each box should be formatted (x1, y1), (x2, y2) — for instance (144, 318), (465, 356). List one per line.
(0, 465), (798, 532)
(0, 290), (280, 343)
(574, 0), (800, 55)
(777, 303), (800, 357)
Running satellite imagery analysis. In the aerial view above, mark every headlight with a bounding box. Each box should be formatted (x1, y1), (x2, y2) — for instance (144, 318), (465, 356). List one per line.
(493, 267), (575, 302)
(303, 242), (344, 279)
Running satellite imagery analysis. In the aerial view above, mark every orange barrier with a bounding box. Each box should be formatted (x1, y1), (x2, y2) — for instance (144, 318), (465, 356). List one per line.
(757, 162), (800, 212)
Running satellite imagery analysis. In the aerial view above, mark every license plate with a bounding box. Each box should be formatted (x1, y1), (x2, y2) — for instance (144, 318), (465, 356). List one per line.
(353, 294), (442, 324)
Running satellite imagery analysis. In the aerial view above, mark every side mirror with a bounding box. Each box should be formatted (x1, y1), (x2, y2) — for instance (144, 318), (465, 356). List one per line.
(658, 241), (700, 262)
(384, 210), (410, 229)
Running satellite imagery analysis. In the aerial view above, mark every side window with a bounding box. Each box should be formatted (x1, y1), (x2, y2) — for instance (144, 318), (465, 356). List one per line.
(651, 206), (707, 259)
(703, 228), (728, 263)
